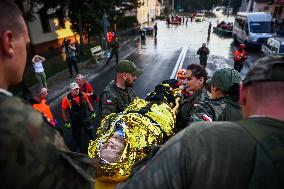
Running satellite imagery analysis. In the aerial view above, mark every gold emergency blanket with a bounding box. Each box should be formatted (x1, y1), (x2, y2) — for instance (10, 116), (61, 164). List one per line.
(88, 85), (178, 182)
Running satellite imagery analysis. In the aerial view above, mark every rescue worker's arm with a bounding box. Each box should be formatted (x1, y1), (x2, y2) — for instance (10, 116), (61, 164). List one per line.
(197, 48), (201, 55)
(206, 48), (210, 54)
(100, 92), (117, 118)
(61, 97), (69, 122)
(85, 82), (94, 97)
(83, 92), (94, 112)
(62, 109), (68, 122)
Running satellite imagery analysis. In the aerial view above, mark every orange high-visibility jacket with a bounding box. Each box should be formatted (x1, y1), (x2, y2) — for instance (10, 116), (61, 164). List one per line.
(233, 49), (246, 61)
(33, 99), (55, 127)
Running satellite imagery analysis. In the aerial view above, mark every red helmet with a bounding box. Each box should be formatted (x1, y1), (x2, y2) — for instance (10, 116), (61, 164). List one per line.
(240, 44), (246, 49)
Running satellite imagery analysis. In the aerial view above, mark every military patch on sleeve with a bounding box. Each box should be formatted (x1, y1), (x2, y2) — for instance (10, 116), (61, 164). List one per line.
(201, 114), (212, 122)
(105, 99), (113, 105)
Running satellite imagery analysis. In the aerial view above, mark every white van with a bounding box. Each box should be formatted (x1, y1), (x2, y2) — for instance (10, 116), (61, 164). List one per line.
(233, 12), (276, 48)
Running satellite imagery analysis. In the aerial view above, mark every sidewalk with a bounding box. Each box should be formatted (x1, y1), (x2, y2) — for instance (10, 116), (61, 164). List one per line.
(41, 36), (139, 108)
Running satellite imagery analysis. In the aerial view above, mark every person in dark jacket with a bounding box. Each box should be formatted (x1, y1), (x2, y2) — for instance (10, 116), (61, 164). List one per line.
(106, 36), (120, 65)
(65, 39), (79, 78)
(197, 43), (210, 68)
(175, 64), (210, 132)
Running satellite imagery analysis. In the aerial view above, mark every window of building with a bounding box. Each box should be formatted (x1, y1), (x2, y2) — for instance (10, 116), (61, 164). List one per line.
(53, 17), (65, 30)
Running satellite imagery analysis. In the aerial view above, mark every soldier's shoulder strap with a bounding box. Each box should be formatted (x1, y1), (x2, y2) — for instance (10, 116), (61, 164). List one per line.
(236, 119), (284, 189)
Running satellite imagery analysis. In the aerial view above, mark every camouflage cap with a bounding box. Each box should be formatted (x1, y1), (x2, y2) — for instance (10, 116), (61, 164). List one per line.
(207, 68), (241, 92)
(116, 60), (143, 76)
(243, 55), (284, 85)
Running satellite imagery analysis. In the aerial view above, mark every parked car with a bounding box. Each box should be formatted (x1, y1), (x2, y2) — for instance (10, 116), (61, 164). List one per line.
(195, 13), (205, 22)
(142, 27), (153, 35)
(261, 37), (284, 56)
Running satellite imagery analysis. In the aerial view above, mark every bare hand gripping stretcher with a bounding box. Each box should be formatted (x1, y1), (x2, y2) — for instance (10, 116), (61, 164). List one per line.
(88, 84), (181, 182)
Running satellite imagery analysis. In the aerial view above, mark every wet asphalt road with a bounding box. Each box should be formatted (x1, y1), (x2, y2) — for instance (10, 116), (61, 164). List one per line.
(52, 14), (262, 151)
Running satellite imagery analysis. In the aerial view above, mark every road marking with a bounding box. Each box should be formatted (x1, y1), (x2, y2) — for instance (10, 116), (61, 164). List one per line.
(170, 46), (188, 79)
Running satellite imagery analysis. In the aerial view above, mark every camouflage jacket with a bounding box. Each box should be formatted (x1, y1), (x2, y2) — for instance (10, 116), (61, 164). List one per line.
(115, 117), (284, 189)
(0, 94), (96, 189)
(175, 88), (210, 132)
(188, 95), (242, 125)
(100, 80), (137, 117)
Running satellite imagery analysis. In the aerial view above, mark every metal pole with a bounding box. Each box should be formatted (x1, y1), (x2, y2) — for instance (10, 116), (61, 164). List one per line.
(172, 0), (175, 14)
(102, 13), (110, 50)
(227, 0), (231, 18)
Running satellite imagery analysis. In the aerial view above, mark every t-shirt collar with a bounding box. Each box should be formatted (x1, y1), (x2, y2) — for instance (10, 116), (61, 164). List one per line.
(0, 88), (13, 96)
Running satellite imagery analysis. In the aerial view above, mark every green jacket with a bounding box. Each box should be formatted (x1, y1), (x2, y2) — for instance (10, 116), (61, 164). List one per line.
(0, 94), (95, 188)
(115, 117), (284, 189)
(176, 87), (210, 132)
(188, 95), (242, 125)
(100, 80), (137, 117)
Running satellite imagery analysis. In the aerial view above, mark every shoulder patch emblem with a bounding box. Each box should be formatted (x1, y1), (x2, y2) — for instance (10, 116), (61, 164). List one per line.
(201, 114), (212, 122)
(105, 99), (113, 105)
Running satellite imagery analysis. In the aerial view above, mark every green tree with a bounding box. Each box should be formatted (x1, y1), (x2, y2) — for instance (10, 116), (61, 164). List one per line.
(15, 0), (141, 47)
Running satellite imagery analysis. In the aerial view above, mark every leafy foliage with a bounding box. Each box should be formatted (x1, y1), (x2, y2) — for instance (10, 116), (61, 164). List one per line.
(15, 0), (141, 36)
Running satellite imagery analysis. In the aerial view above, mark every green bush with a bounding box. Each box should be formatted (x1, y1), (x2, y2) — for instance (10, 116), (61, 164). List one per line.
(116, 16), (138, 29)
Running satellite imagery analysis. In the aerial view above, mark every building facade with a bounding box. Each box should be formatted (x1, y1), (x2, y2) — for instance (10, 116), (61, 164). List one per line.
(28, 13), (77, 54)
(137, 0), (161, 24)
(247, 0), (284, 34)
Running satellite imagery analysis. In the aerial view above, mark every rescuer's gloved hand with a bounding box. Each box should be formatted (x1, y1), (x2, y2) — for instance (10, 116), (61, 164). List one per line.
(64, 121), (71, 129)
(91, 111), (96, 120)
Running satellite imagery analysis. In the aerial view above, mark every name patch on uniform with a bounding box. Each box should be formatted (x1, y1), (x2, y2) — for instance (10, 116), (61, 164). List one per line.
(201, 114), (212, 122)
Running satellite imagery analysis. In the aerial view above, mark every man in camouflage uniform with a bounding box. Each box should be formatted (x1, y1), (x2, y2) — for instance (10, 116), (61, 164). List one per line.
(188, 68), (242, 124)
(115, 55), (284, 189)
(0, 1), (95, 188)
(100, 60), (143, 118)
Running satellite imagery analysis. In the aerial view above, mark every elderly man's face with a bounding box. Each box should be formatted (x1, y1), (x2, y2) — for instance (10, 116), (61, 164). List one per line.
(41, 88), (48, 99)
(71, 88), (80, 96)
(177, 77), (186, 86)
(76, 77), (84, 86)
(100, 135), (125, 163)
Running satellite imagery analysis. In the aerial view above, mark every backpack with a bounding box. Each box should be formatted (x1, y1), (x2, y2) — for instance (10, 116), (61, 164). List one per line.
(237, 119), (284, 189)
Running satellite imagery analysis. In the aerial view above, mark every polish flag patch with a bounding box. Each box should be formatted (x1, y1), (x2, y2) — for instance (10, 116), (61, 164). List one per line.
(201, 114), (212, 122)
(105, 99), (113, 105)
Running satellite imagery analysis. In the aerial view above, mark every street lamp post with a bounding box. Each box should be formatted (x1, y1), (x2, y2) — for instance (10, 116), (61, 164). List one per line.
(172, 0), (175, 14)
(227, 0), (231, 18)
(102, 13), (110, 50)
